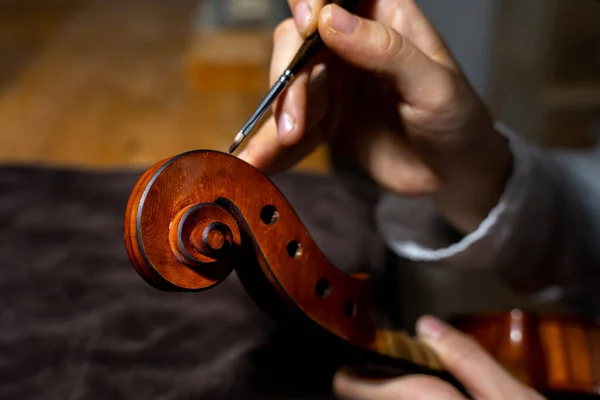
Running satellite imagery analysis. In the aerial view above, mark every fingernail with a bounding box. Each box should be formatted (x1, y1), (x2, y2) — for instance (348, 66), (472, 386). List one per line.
(294, 1), (312, 33)
(278, 112), (295, 140)
(417, 315), (448, 341)
(328, 4), (358, 34)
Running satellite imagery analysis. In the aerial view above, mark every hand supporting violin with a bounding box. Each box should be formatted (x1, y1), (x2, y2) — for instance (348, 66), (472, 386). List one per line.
(334, 315), (546, 400)
(238, 0), (513, 235)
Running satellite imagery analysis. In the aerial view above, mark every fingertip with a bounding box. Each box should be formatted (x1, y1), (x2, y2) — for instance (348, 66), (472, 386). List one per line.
(316, 4), (363, 73)
(317, 3), (333, 30)
(317, 4), (336, 39)
(318, 3), (359, 36)
(293, 1), (313, 36)
(237, 149), (249, 163)
(291, 0), (326, 37)
(317, 4), (394, 72)
(237, 146), (261, 170)
(416, 315), (450, 342)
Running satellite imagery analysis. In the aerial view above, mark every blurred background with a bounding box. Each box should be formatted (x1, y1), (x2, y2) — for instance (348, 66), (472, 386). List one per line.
(1, 0), (598, 173)
(1, 2), (599, 397)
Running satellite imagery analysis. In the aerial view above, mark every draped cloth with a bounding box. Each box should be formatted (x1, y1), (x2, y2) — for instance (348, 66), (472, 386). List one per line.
(0, 165), (389, 400)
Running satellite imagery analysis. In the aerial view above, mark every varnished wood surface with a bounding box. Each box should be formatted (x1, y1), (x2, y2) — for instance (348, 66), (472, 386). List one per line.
(453, 310), (600, 395)
(124, 150), (454, 383)
(0, 0), (330, 172)
(124, 149), (600, 397)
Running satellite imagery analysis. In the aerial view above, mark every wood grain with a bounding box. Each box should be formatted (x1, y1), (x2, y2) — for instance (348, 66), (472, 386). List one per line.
(453, 311), (600, 395)
(0, 0), (330, 173)
(123, 149), (472, 390)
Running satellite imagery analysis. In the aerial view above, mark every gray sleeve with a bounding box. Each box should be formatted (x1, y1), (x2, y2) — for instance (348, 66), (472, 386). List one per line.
(375, 124), (600, 313)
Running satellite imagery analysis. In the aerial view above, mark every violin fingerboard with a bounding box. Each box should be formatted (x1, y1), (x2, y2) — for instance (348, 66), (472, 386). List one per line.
(374, 330), (445, 371)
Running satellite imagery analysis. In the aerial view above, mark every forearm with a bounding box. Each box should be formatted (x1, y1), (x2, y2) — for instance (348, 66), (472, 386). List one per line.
(432, 129), (514, 235)
(376, 125), (600, 313)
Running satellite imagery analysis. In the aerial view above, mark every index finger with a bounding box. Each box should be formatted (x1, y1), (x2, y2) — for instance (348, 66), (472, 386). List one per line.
(288, 0), (326, 37)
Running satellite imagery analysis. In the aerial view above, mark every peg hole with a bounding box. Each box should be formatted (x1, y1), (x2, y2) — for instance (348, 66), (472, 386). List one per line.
(260, 205), (279, 225)
(286, 240), (302, 258)
(315, 278), (331, 298)
(344, 301), (356, 318)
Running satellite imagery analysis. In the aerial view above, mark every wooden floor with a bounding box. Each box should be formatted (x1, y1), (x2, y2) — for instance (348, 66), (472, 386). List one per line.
(0, 0), (330, 172)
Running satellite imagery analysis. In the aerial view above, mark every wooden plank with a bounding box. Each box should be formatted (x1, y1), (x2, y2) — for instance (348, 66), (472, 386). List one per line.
(0, 0), (331, 173)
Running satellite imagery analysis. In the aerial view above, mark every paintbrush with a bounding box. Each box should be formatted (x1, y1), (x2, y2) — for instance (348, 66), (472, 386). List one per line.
(228, 0), (364, 153)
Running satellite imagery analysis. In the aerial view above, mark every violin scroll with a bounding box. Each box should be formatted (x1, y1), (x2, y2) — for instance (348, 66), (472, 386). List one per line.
(123, 149), (600, 398)
(123, 150), (458, 383)
(124, 153), (240, 291)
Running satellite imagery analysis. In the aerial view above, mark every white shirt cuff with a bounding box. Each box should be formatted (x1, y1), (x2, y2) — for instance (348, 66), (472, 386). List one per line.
(375, 122), (535, 265)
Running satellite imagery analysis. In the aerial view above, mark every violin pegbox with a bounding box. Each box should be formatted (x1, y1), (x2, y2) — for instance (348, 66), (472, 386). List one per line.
(123, 150), (461, 390)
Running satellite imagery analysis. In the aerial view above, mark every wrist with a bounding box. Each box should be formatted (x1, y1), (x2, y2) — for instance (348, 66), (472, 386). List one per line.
(433, 131), (514, 234)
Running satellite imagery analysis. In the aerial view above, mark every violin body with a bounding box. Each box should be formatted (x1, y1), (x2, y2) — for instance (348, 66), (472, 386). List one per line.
(124, 150), (599, 398)
(453, 311), (600, 397)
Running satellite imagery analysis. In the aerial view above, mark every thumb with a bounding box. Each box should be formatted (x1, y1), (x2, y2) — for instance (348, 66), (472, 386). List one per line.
(317, 4), (455, 114)
(416, 316), (539, 399)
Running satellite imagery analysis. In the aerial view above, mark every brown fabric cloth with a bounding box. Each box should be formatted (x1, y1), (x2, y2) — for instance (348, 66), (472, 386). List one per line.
(0, 165), (390, 400)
